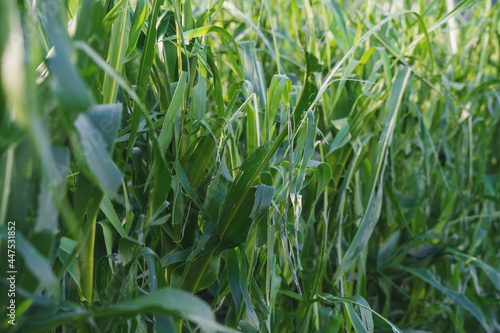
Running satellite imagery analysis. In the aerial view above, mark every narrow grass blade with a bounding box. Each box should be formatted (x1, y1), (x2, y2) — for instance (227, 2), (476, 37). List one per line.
(398, 266), (493, 333)
(127, 0), (148, 56)
(102, 0), (129, 104)
(334, 66), (411, 281)
(126, 0), (162, 161)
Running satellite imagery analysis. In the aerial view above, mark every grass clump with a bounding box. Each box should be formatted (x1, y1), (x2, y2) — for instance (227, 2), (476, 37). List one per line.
(0, 0), (499, 332)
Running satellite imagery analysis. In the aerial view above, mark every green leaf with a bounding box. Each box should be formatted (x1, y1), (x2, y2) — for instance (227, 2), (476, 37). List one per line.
(40, 0), (94, 115)
(127, 0), (148, 55)
(345, 303), (369, 333)
(294, 109), (316, 193)
(319, 294), (403, 333)
(173, 161), (211, 218)
(216, 145), (269, 248)
(206, 46), (225, 117)
(0, 228), (59, 296)
(0, 0), (9, 56)
(57, 237), (82, 291)
(445, 248), (500, 292)
(35, 146), (70, 233)
(334, 66), (411, 281)
(18, 288), (235, 333)
(265, 75), (290, 140)
(126, 0), (162, 161)
(158, 72), (188, 154)
(102, 0), (129, 104)
(238, 248), (259, 326)
(250, 184), (274, 221)
(192, 65), (208, 122)
(74, 104), (123, 197)
(328, 118), (351, 154)
(227, 249), (243, 311)
(292, 52), (320, 123)
(398, 266), (493, 332)
(99, 195), (127, 237)
(160, 25), (242, 50)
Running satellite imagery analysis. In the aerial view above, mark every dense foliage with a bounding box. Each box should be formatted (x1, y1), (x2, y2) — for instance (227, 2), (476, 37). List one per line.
(1, 0), (499, 332)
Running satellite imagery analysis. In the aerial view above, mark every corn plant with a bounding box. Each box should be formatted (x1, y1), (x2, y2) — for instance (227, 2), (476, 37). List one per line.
(0, 0), (499, 332)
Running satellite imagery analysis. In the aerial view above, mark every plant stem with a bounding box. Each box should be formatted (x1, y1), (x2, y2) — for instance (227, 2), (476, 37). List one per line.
(80, 194), (103, 305)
